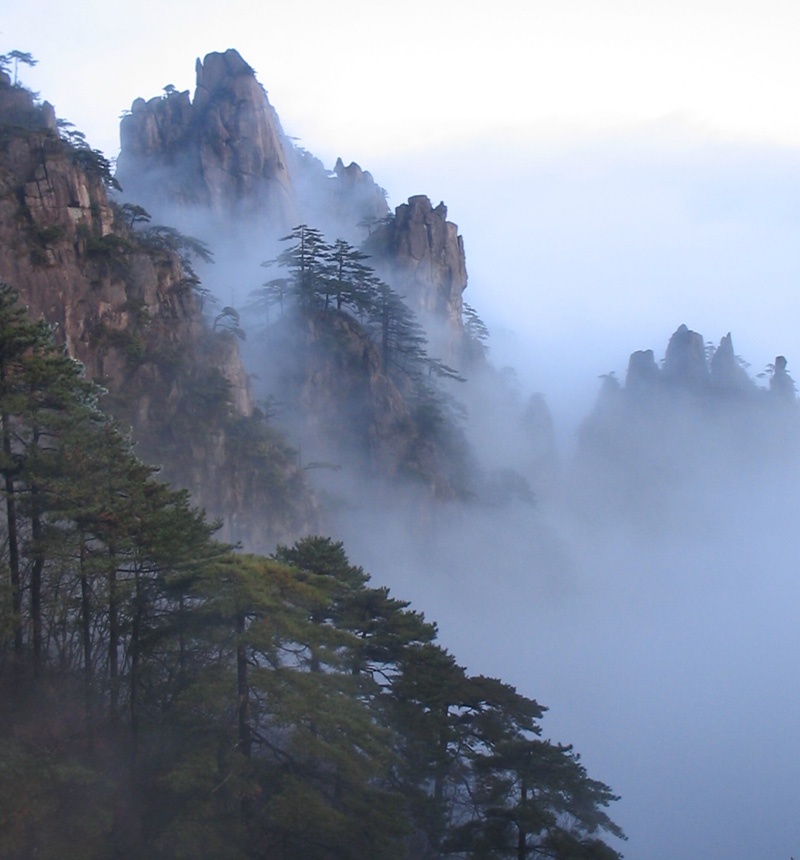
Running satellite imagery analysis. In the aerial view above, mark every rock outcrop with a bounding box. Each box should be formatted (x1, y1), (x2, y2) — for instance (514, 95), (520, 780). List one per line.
(624, 328), (761, 397)
(662, 324), (708, 387)
(117, 50), (394, 246)
(370, 195), (468, 327)
(117, 49), (296, 229)
(626, 349), (659, 390)
(255, 306), (472, 502)
(769, 355), (796, 402)
(0, 77), (316, 548)
(709, 332), (751, 392)
(331, 157), (389, 225)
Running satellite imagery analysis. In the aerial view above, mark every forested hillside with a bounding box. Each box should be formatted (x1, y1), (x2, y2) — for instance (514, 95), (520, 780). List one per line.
(0, 58), (316, 548)
(0, 282), (623, 859)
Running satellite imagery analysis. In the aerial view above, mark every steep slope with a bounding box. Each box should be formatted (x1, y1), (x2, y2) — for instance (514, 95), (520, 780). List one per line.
(0, 72), (316, 548)
(117, 48), (391, 242)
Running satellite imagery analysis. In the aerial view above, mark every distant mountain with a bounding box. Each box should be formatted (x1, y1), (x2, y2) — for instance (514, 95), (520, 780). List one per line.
(572, 324), (800, 523)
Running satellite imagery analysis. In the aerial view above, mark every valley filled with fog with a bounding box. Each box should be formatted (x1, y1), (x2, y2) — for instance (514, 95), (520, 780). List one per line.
(156, 103), (800, 859)
(275, 126), (800, 860)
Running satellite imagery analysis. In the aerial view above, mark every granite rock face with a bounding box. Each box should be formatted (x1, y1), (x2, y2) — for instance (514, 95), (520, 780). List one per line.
(117, 49), (296, 229)
(372, 195), (467, 327)
(626, 349), (659, 390)
(709, 332), (751, 392)
(0, 78), (316, 548)
(332, 157), (389, 225)
(117, 50), (394, 244)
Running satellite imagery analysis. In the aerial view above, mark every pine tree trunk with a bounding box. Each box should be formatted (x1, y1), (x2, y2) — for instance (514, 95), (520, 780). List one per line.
(130, 567), (142, 761)
(30, 427), (43, 676)
(517, 782), (528, 860)
(236, 611), (251, 758)
(79, 532), (94, 746)
(108, 552), (119, 727)
(3, 411), (23, 657)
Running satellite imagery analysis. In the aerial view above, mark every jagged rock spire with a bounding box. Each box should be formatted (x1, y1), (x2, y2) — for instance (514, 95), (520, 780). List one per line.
(117, 49), (297, 228)
(709, 332), (750, 392)
(663, 324), (708, 387)
(372, 194), (467, 326)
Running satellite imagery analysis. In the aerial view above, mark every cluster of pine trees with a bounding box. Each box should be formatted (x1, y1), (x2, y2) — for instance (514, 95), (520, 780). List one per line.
(252, 225), (463, 384)
(0, 283), (623, 859)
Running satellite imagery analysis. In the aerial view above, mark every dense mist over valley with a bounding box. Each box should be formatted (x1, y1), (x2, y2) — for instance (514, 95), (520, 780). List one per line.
(107, 56), (800, 860)
(3, 30), (800, 860)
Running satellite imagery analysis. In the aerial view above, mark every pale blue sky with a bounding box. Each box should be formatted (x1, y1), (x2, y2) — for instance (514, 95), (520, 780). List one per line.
(7, 0), (800, 160)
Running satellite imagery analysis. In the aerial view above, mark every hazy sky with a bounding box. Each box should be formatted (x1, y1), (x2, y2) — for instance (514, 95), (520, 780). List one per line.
(5, 5), (800, 859)
(8, 0), (800, 158)
(6, 0), (800, 423)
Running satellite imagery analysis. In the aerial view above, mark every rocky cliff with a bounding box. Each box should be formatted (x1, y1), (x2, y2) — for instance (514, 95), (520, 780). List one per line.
(368, 195), (468, 328)
(117, 49), (392, 245)
(116, 52), (467, 329)
(0, 74), (316, 548)
(257, 306), (472, 500)
(117, 49), (296, 230)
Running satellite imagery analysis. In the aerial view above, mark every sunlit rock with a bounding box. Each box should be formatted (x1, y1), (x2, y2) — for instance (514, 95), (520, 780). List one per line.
(370, 194), (467, 326)
(118, 49), (297, 229)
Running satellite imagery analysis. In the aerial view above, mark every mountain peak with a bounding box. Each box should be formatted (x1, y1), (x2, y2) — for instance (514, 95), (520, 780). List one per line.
(117, 49), (296, 228)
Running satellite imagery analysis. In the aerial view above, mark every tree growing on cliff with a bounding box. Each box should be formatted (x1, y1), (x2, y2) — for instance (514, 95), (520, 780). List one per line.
(0, 299), (623, 857)
(0, 51), (37, 86)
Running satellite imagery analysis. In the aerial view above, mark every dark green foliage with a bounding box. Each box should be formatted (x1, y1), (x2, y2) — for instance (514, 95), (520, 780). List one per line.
(117, 202), (152, 228)
(463, 301), (490, 363)
(136, 224), (213, 296)
(252, 225), (460, 393)
(93, 323), (147, 368)
(34, 223), (66, 246)
(57, 122), (121, 191)
(0, 289), (622, 859)
(251, 225), (468, 486)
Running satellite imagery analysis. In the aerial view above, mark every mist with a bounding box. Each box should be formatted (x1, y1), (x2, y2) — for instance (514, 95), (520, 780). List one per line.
(253, 121), (800, 860)
(5, 3), (800, 852)
(364, 120), (800, 437)
(111, 96), (800, 859)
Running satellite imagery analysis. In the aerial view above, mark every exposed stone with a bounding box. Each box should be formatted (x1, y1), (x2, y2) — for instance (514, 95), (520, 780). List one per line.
(662, 324), (708, 387)
(770, 355), (796, 402)
(372, 194), (467, 326)
(626, 349), (660, 390)
(709, 333), (751, 392)
(0, 81), (316, 548)
(266, 308), (468, 500)
(332, 157), (389, 224)
(117, 49), (296, 229)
